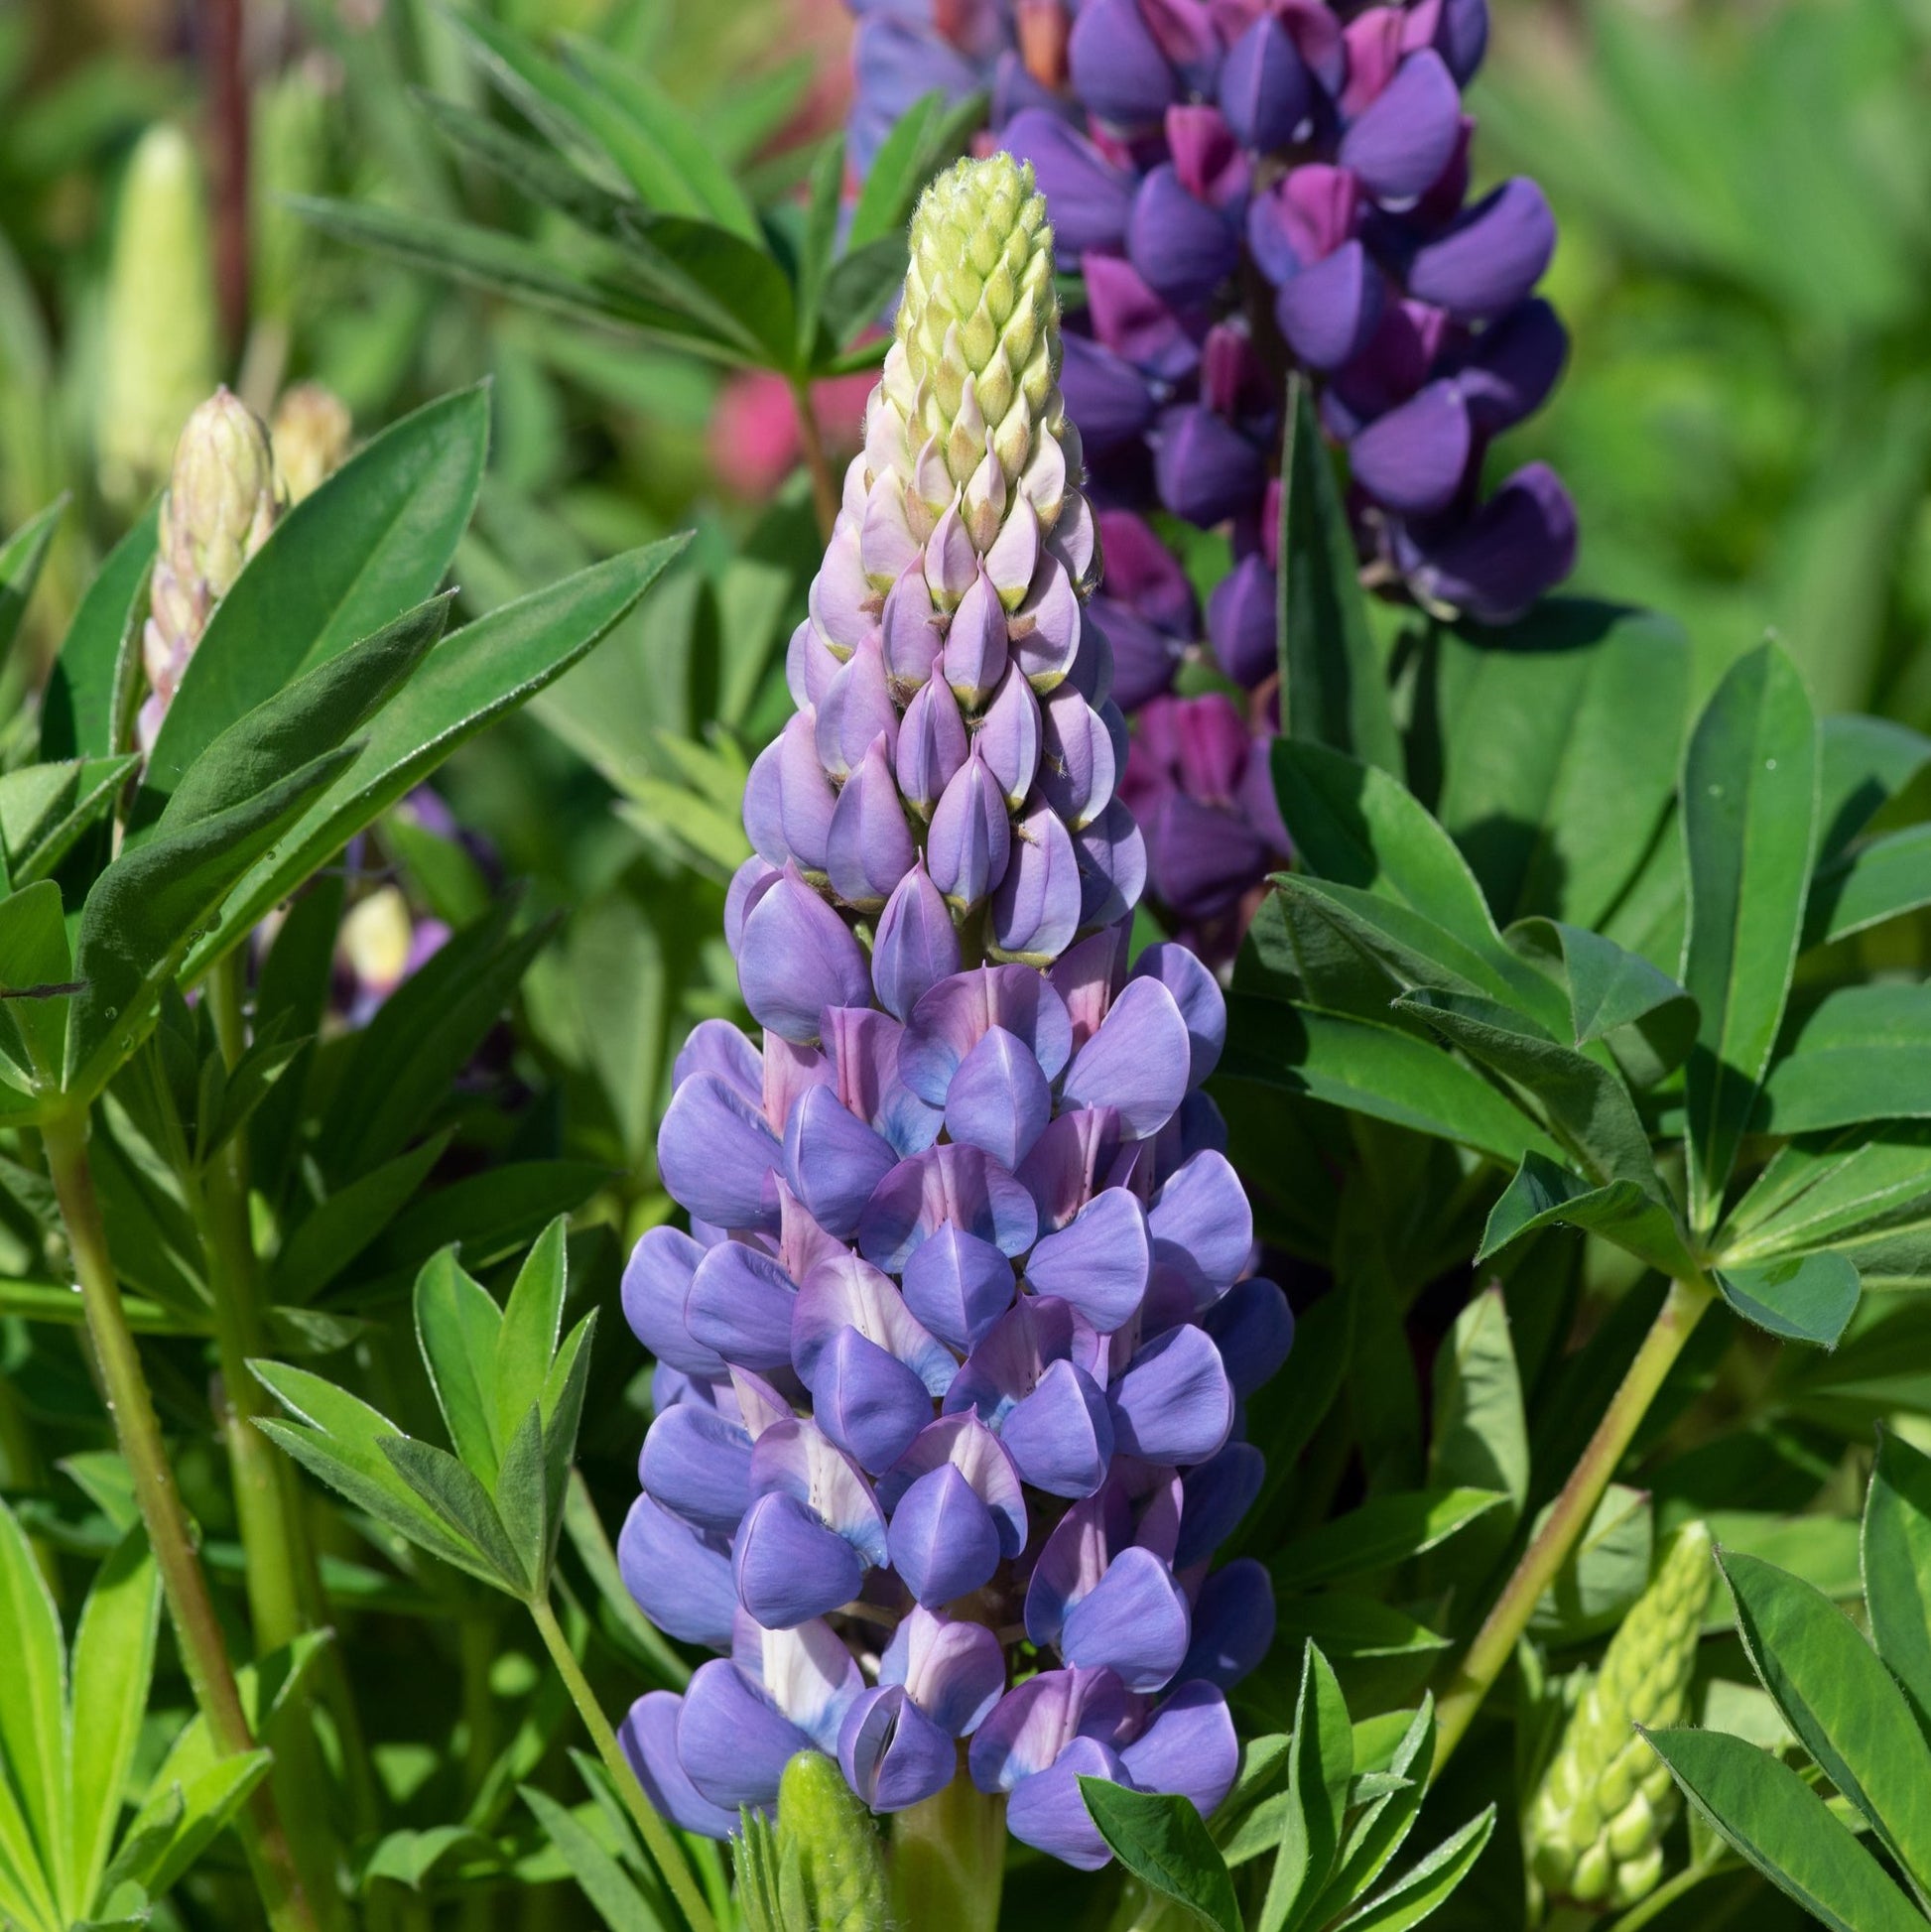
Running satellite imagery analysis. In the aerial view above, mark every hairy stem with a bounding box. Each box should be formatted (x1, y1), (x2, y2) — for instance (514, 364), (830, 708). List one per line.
(527, 1592), (717, 1932)
(793, 381), (838, 542)
(1432, 1274), (1718, 1773)
(43, 1105), (321, 1932)
(890, 1768), (1005, 1932)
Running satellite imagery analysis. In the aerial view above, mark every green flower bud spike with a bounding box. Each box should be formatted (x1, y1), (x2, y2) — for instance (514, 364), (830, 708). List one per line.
(271, 382), (353, 505)
(1529, 1521), (1716, 1916)
(735, 1751), (892, 1932)
(97, 126), (220, 514)
(140, 387), (284, 754)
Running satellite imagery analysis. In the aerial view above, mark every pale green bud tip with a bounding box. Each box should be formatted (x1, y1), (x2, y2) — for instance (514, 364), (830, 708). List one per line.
(774, 1750), (890, 1932)
(1528, 1520), (1716, 1913)
(271, 382), (353, 505)
(165, 387), (283, 598)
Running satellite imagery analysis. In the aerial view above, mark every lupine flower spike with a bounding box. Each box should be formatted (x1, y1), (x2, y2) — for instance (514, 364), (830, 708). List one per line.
(140, 388), (284, 755)
(270, 381), (354, 505)
(1528, 1522), (1715, 1914)
(619, 151), (1292, 1871)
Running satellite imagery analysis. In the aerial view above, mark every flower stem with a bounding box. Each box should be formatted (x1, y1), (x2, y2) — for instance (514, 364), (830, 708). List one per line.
(43, 1104), (321, 1932)
(890, 1767), (1004, 1932)
(527, 1591), (717, 1932)
(793, 380), (838, 542)
(1432, 1274), (1718, 1774)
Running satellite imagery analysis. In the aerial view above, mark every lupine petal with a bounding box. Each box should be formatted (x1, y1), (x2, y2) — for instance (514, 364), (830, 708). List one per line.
(686, 1240), (798, 1371)
(1076, 799), (1150, 931)
(839, 1685), (959, 1811)
(897, 674), (969, 815)
(737, 866), (872, 1046)
(1069, 0), (1177, 125)
(674, 1016), (764, 1103)
(640, 1402), (753, 1534)
(1060, 1547), (1192, 1691)
(872, 860), (963, 1024)
(1150, 1149), (1254, 1299)
(808, 1327), (936, 1471)
(1403, 460), (1575, 624)
(1179, 1559), (1275, 1688)
(619, 1495), (736, 1649)
(1349, 378), (1471, 516)
(1002, 1358), (1115, 1497)
(881, 1607), (1008, 1735)
(1338, 49), (1462, 199)
(1108, 1324), (1235, 1464)
(1117, 1679), (1239, 1819)
(1002, 109), (1133, 254)
(1018, 1105), (1123, 1232)
(1038, 687), (1120, 830)
(678, 1658), (812, 1809)
(1176, 1442), (1264, 1567)
(992, 805), (1083, 964)
(1405, 177), (1557, 321)
(858, 1143), (1040, 1272)
(968, 1667), (1130, 1791)
(733, 1489), (867, 1627)
(887, 1463), (1003, 1606)
(879, 1412), (1028, 1555)
(1009, 554), (1084, 690)
(1004, 1739), (1121, 1869)
(1454, 296), (1567, 435)
(900, 1224), (1017, 1352)
(725, 856), (781, 952)
(927, 749), (1011, 911)
(1207, 553), (1277, 688)
(1060, 976), (1192, 1136)
(784, 1085), (899, 1239)
(621, 1693), (740, 1838)
(1025, 1188), (1152, 1333)
(1128, 165), (1239, 309)
(623, 1225), (726, 1378)
(793, 1250), (956, 1395)
(945, 1024), (1055, 1170)
(1059, 336), (1157, 455)
(827, 732), (917, 911)
(1275, 239), (1383, 370)
(945, 566), (1010, 708)
(1130, 942), (1227, 1087)
(656, 1074), (781, 1232)
(1202, 1277), (1294, 1396)
(1051, 924), (1126, 1054)
(818, 632), (899, 778)
(748, 1416), (891, 1566)
(1154, 405), (1266, 528)
(900, 966), (1076, 1104)
(1220, 14), (1311, 150)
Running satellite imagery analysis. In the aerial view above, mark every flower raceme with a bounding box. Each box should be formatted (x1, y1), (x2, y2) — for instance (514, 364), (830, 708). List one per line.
(617, 153), (1292, 1869)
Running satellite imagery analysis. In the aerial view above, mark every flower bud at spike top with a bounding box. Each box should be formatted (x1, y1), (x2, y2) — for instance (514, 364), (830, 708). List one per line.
(623, 155), (1288, 1872)
(1528, 1522), (1716, 1914)
(139, 388), (284, 756)
(270, 381), (354, 505)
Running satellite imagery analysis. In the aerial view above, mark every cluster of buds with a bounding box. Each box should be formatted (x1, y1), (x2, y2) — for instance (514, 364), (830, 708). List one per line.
(847, 0), (1573, 950)
(619, 155), (1290, 1869)
(271, 382), (355, 505)
(140, 388), (284, 755)
(1528, 1522), (1715, 1914)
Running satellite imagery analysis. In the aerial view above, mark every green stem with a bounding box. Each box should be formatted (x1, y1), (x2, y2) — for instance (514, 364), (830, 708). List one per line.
(527, 1592), (717, 1932)
(889, 1769), (1005, 1932)
(1432, 1274), (1718, 1774)
(792, 380), (837, 542)
(43, 1105), (321, 1932)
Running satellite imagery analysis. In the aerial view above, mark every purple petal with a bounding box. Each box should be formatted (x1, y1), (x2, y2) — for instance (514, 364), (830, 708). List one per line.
(1404, 460), (1576, 624)
(1109, 1325), (1235, 1465)
(1453, 297), (1567, 436)
(839, 1685), (959, 1812)
(1052, 924), (1126, 1055)
(1117, 1679), (1239, 1819)
(818, 632), (898, 778)
(827, 732), (916, 912)
(1275, 239), (1384, 370)
(873, 860), (963, 1023)
(1349, 377), (1471, 516)
(686, 1239), (798, 1371)
(1018, 1106), (1123, 1233)
(897, 674), (969, 817)
(1180, 1560), (1275, 1688)
(1084, 257), (1201, 385)
(1406, 178), (1557, 322)
(1003, 108), (1134, 255)
(1128, 165), (1239, 309)
(881, 1607), (1007, 1736)
(737, 867), (872, 1046)
(879, 1412), (1028, 1556)
(887, 1463), (1003, 1606)
(763, 1033), (834, 1137)
(1413, 0), (1488, 81)
(1009, 554), (1084, 691)
(1154, 405), (1267, 528)
(1176, 1442), (1264, 1567)
(793, 1251), (955, 1394)
(748, 1416), (890, 1565)
(776, 709), (837, 874)
(945, 1024), (1055, 1170)
(1202, 1277), (1294, 1397)
(1149, 1150), (1253, 1299)
(1069, 0), (1177, 125)
(882, 561), (943, 693)
(640, 1402), (753, 1534)
(944, 567), (1010, 708)
(968, 1667), (1130, 1792)
(678, 1658), (812, 1809)
(927, 749), (1012, 912)
(750, 1616), (865, 1749)
(657, 1074), (781, 1232)
(1207, 554), (1277, 689)
(808, 1326), (937, 1472)
(1006, 1739), (1122, 1869)
(1002, 1357), (1116, 1497)
(1060, 1547), (1192, 1691)
(857, 1143), (1039, 1272)
(1219, 14), (1311, 151)
(619, 1494), (736, 1649)
(1025, 1189), (1151, 1334)
(978, 670), (1043, 808)
(1059, 336), (1157, 456)
(621, 1693), (739, 1838)
(1130, 942), (1227, 1088)
(673, 1017), (764, 1104)
(1038, 689), (1121, 832)
(733, 1489), (867, 1627)
(743, 736), (788, 867)
(900, 965), (1075, 1105)
(900, 1225), (1017, 1353)
(991, 805), (1083, 965)
(1076, 800), (1150, 932)
(623, 1225), (726, 1378)
(1338, 49), (1462, 200)
(1247, 163), (1359, 283)
(1142, 792), (1267, 922)
(783, 1085), (899, 1239)
(1061, 976), (1192, 1137)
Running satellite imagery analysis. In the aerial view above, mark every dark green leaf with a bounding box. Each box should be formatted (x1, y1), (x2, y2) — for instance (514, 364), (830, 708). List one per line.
(1271, 1489), (1508, 1590)
(1757, 985), (1931, 1135)
(846, 89), (981, 252)
(520, 1785), (664, 1932)
(0, 497), (65, 666)
(1805, 825), (1931, 949)
(1528, 1483), (1654, 1643)
(1865, 1429), (1931, 1741)
(1643, 1726), (1921, 1932)
(42, 505), (157, 761)
(492, 1403), (550, 1592)
(1279, 381), (1402, 777)
(1273, 1598), (1451, 1667)
(380, 1436), (530, 1596)
(10, 757), (138, 888)
(1331, 1806), (1495, 1931)
(1258, 1642), (1353, 1932)
(1681, 642), (1819, 1227)
(1480, 1151), (1698, 1278)
(268, 1135), (451, 1306)
(415, 1248), (507, 1485)
(0, 880), (73, 1088)
(1428, 1287), (1527, 1514)
(1715, 1252), (1860, 1346)
(615, 212), (798, 367)
(413, 89), (630, 237)
(1078, 1780), (1241, 1932)
(1720, 1129), (1931, 1267)
(1507, 917), (1697, 1089)
(1815, 713), (1931, 869)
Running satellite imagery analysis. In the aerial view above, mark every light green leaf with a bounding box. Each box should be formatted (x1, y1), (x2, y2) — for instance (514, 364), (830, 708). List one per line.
(1529, 1483), (1654, 1643)
(1332, 1806), (1495, 1932)
(0, 1495), (69, 1908)
(0, 881), (74, 1089)
(1479, 1150), (1698, 1278)
(521, 1784), (668, 1932)
(1079, 1780), (1240, 1932)
(1805, 825), (1931, 949)
(9, 758), (136, 889)
(1716, 1252), (1860, 1347)
(1259, 1642), (1352, 1932)
(493, 1403), (551, 1593)
(415, 1247), (506, 1483)
(1756, 985), (1931, 1134)
(41, 506), (156, 762)
(1865, 1429), (1931, 1742)
(1304, 1700), (1435, 1924)
(1271, 1489), (1508, 1590)
(0, 498), (66, 668)
(1428, 1287), (1526, 1514)
(845, 88), (982, 253)
(1681, 641), (1819, 1227)
(1643, 1725), (1922, 1932)
(111, 1751), (273, 1901)
(1720, 1128), (1931, 1267)
(496, 1218), (568, 1449)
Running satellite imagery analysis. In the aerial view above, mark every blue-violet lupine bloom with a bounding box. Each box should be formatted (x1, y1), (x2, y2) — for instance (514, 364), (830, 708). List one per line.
(617, 152), (1292, 1871)
(845, 0), (1575, 948)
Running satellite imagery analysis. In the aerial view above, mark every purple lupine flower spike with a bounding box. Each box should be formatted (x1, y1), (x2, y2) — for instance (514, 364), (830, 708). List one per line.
(622, 153), (1279, 1862)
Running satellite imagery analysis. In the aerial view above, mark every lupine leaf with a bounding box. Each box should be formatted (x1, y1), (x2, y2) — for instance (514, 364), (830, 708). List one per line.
(1715, 1252), (1860, 1346)
(144, 386), (489, 801)
(1722, 1547), (1931, 1901)
(1506, 917), (1697, 1089)
(1756, 985), (1931, 1133)
(107, 1751), (273, 1902)
(41, 504), (155, 762)
(495, 1218), (568, 1449)
(1259, 1642), (1352, 1932)
(1722, 1129), (1931, 1265)
(1681, 641), (1819, 1227)
(10, 757), (136, 888)
(1814, 713), (1931, 869)
(1529, 1483), (1654, 1642)
(1427, 1288), (1527, 1514)
(1480, 1150), (1698, 1278)
(1332, 1806), (1495, 1931)
(1304, 1700), (1435, 1925)
(414, 1248), (507, 1484)
(413, 90), (629, 237)
(1078, 1781), (1241, 1932)
(381, 1436), (530, 1595)
(846, 88), (984, 252)
(1865, 1429), (1931, 1742)
(1643, 1725), (1922, 1932)
(491, 1404), (551, 1594)
(0, 498), (65, 667)
(267, 1135), (451, 1305)
(1805, 825), (1931, 948)
(521, 1785), (669, 1932)
(1279, 382), (1402, 777)
(0, 1498), (65, 1914)
(0, 880), (73, 1089)
(1271, 1489), (1508, 1591)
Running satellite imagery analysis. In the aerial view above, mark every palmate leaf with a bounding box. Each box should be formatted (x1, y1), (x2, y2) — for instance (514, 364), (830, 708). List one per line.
(0, 1497), (66, 1918)
(1270, 1489), (1508, 1590)
(1331, 1807), (1495, 1932)
(1714, 1252), (1861, 1347)
(1480, 1150), (1699, 1279)
(1721, 1128), (1931, 1267)
(1078, 1780), (1240, 1932)
(1755, 985), (1931, 1135)
(1258, 1642), (1352, 1932)
(1505, 917), (1697, 1090)
(40, 505), (156, 762)
(1804, 824), (1931, 949)
(1864, 1430), (1931, 1743)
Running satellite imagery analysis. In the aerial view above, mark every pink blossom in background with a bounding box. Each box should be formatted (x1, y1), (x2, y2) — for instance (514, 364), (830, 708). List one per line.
(709, 366), (880, 500)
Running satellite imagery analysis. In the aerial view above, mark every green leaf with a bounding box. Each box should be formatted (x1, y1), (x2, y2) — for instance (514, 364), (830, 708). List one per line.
(413, 89), (630, 237)
(1220, 995), (1562, 1169)
(1273, 1598), (1451, 1668)
(267, 1135), (451, 1305)
(188, 542), (685, 975)
(1395, 990), (1660, 1193)
(1428, 1287), (1527, 1514)
(1480, 1150), (1698, 1278)
(1528, 1483), (1654, 1642)
(1237, 1288), (1352, 1561)
(1865, 1429), (1931, 1742)
(64, 747), (356, 1097)
(1681, 641), (1820, 1227)
(1431, 602), (1689, 928)
(0, 498), (65, 667)
(1805, 825), (1931, 949)
(1271, 1489), (1508, 1590)
(1723, 1547), (1931, 1901)
(0, 881), (74, 1089)
(1715, 1251), (1860, 1346)
(492, 1403), (550, 1592)
(521, 1785), (668, 1932)
(66, 1530), (160, 1912)
(415, 1248), (507, 1484)
(496, 1219), (568, 1450)
(143, 386), (489, 800)
(10, 758), (139, 888)
(381, 1436), (530, 1596)
(112, 1751), (273, 1902)
(1078, 1780), (1241, 1932)
(0, 1498), (64, 1917)
(616, 212), (798, 367)
(1815, 713), (1931, 868)
(794, 135), (843, 368)
(1643, 1725), (1922, 1932)
(130, 592), (451, 839)
(1279, 380), (1402, 777)
(1258, 1642), (1353, 1932)
(361, 1825), (492, 1892)
(41, 504), (155, 762)
(1332, 1806), (1496, 1932)
(1506, 918), (1697, 1090)
(846, 88), (979, 252)
(1756, 985), (1931, 1134)
(1303, 1700), (1436, 1924)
